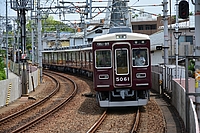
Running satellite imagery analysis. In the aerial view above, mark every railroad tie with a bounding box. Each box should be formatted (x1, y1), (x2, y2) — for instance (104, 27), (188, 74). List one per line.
(6, 83), (12, 106)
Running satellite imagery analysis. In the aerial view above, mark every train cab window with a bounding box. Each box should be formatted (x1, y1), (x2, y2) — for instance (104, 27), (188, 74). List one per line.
(96, 50), (111, 68)
(115, 49), (128, 74)
(132, 49), (148, 67)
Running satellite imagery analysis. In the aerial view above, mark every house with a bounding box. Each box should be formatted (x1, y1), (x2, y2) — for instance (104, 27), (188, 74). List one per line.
(150, 30), (164, 65)
(149, 16), (195, 65)
(131, 12), (176, 35)
(42, 32), (71, 49)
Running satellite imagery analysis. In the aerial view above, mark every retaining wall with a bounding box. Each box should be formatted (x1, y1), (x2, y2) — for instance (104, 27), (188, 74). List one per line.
(0, 76), (21, 107)
(152, 71), (199, 133)
(0, 62), (39, 107)
(172, 79), (199, 133)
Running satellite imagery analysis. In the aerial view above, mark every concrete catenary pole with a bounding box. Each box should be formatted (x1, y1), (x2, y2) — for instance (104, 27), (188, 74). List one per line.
(163, 0), (169, 93)
(194, 0), (200, 123)
(37, 0), (43, 83)
(175, 0), (179, 78)
(163, 0), (169, 65)
(20, 2), (29, 96)
(31, 10), (35, 65)
(5, 0), (8, 79)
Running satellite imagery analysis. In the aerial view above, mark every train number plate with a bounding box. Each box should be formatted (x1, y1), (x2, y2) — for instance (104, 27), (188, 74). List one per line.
(115, 76), (130, 82)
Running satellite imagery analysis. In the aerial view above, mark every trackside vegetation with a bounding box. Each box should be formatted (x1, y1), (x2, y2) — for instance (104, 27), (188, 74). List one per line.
(0, 50), (6, 80)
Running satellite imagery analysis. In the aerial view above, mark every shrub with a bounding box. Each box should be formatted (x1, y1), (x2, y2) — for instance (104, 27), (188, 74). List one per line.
(0, 57), (6, 80)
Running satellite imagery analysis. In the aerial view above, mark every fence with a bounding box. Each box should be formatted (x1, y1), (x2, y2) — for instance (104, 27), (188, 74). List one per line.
(151, 65), (199, 133)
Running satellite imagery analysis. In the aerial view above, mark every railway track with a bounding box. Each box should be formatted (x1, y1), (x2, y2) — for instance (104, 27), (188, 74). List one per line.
(0, 71), (77, 133)
(87, 107), (141, 133)
(131, 107), (140, 133)
(0, 73), (59, 124)
(87, 110), (107, 133)
(0, 69), (169, 132)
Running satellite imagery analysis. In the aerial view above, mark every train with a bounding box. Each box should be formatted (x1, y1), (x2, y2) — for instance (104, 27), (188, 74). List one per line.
(42, 27), (152, 107)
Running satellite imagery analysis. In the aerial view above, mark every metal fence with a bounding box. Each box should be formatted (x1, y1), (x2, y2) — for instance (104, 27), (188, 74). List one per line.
(152, 65), (186, 97)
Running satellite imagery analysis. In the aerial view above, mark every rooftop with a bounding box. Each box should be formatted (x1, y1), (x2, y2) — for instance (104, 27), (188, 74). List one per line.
(159, 16), (195, 29)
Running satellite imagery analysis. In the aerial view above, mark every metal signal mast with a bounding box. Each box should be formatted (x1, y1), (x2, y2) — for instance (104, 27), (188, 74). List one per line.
(10, 0), (34, 97)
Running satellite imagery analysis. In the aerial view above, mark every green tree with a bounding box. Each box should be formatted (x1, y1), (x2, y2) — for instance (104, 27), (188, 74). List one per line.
(188, 59), (195, 78)
(26, 16), (75, 54)
(188, 59), (195, 71)
(26, 16), (75, 33)
(0, 56), (6, 80)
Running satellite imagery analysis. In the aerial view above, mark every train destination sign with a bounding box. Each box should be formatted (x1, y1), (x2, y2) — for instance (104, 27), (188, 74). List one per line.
(96, 42), (109, 46)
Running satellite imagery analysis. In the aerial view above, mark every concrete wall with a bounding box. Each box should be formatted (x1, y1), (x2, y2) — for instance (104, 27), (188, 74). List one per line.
(172, 80), (199, 133)
(152, 70), (199, 133)
(189, 98), (199, 133)
(0, 76), (21, 107)
(0, 63), (39, 107)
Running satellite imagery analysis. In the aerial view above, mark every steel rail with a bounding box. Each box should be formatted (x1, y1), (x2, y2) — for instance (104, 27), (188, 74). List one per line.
(86, 110), (107, 133)
(130, 107), (140, 133)
(0, 72), (59, 124)
(12, 71), (78, 133)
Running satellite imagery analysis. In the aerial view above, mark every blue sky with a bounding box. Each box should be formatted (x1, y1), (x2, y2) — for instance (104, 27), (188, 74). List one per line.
(0, 0), (195, 20)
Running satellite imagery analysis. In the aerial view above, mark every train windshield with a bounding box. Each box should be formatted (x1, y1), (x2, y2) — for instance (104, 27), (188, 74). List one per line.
(95, 50), (111, 68)
(115, 49), (128, 74)
(132, 49), (148, 67)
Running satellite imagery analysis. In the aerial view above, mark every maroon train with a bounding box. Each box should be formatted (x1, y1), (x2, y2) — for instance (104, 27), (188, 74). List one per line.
(42, 28), (151, 107)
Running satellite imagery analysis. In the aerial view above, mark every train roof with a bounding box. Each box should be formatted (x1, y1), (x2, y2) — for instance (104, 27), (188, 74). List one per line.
(42, 45), (92, 53)
(93, 32), (150, 42)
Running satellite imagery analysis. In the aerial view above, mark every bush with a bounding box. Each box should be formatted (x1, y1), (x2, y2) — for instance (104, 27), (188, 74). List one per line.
(188, 59), (195, 72)
(0, 57), (6, 80)
(0, 70), (6, 80)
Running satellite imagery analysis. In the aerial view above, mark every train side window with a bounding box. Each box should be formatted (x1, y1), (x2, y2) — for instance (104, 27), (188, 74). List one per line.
(132, 49), (148, 66)
(96, 50), (111, 68)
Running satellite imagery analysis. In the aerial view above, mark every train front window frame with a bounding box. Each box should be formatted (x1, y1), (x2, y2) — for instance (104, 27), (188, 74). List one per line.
(132, 48), (149, 67)
(95, 50), (111, 68)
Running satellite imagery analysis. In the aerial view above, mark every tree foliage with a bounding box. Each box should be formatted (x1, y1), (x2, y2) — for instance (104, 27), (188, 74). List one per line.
(0, 50), (6, 80)
(26, 16), (75, 33)
(26, 16), (75, 52)
(188, 59), (195, 71)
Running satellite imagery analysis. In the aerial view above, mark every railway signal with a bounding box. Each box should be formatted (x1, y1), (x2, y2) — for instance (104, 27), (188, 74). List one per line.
(179, 0), (189, 19)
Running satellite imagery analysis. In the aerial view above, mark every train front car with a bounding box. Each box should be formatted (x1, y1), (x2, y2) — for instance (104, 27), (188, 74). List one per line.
(92, 32), (151, 107)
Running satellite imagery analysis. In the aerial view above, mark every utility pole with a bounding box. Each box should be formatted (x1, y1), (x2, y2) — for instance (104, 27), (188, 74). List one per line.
(11, 0), (34, 97)
(175, 0), (179, 78)
(194, 0), (200, 124)
(37, 0), (43, 84)
(5, 0), (8, 79)
(163, 0), (169, 65)
(173, 0), (182, 78)
(31, 10), (35, 65)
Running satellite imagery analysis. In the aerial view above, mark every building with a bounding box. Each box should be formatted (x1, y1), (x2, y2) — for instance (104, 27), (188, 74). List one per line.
(149, 16), (195, 65)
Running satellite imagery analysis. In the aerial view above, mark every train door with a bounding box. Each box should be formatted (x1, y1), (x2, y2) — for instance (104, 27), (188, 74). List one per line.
(113, 43), (131, 87)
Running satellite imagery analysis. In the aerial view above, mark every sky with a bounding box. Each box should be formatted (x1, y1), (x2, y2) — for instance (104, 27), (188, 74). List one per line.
(0, 0), (196, 22)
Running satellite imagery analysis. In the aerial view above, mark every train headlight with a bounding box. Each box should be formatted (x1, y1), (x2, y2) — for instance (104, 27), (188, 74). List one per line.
(133, 40), (146, 44)
(116, 35), (126, 39)
(134, 41), (138, 44)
